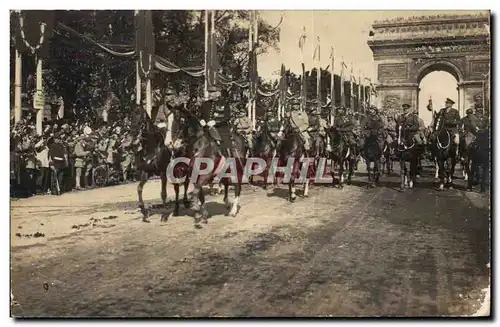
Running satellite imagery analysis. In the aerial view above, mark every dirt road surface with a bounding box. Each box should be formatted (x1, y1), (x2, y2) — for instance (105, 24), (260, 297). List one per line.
(10, 166), (490, 317)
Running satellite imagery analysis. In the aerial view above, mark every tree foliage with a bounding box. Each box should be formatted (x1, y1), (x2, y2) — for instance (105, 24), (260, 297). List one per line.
(10, 10), (280, 121)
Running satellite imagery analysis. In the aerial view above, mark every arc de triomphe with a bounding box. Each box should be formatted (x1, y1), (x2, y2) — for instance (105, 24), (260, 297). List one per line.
(367, 13), (490, 118)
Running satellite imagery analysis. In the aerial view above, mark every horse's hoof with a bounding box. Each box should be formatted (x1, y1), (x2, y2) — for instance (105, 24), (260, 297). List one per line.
(289, 197), (296, 203)
(183, 200), (192, 209)
(160, 214), (169, 222)
(448, 185), (454, 190)
(142, 217), (151, 223)
(194, 223), (203, 229)
(398, 187), (405, 192)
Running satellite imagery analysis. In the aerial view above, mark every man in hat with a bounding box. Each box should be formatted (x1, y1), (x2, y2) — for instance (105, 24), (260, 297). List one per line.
(48, 133), (69, 195)
(385, 115), (397, 145)
(474, 105), (488, 130)
(395, 103), (423, 145)
(437, 98), (461, 155)
(306, 106), (324, 155)
(333, 106), (357, 152)
(289, 99), (311, 151)
(461, 108), (481, 149)
(74, 135), (93, 190)
(232, 103), (254, 156)
(360, 105), (386, 153)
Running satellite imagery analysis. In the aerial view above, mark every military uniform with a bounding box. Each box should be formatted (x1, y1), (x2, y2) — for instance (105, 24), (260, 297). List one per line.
(436, 98), (461, 151)
(385, 117), (397, 144)
(462, 109), (481, 148)
(360, 106), (386, 151)
(289, 102), (311, 151)
(334, 108), (357, 149)
(395, 104), (423, 145)
(232, 105), (254, 155)
(74, 136), (93, 189)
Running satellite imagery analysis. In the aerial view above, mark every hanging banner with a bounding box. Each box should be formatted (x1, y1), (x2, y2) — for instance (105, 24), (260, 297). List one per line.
(135, 10), (155, 80)
(33, 90), (45, 110)
(13, 10), (55, 58)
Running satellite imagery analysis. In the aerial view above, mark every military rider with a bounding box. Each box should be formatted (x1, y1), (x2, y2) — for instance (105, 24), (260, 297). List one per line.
(306, 105), (323, 154)
(289, 99), (311, 151)
(360, 105), (386, 153)
(334, 106), (357, 153)
(232, 102), (254, 156)
(385, 115), (397, 145)
(437, 98), (461, 156)
(395, 103), (423, 145)
(461, 108), (481, 150)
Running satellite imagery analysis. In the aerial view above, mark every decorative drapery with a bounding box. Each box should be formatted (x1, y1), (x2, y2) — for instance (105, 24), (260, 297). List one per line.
(135, 10), (155, 80)
(13, 10), (55, 58)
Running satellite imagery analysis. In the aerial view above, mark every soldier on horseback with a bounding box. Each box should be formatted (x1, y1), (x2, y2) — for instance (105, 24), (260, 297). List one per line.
(360, 105), (386, 155)
(395, 103), (423, 145)
(461, 108), (482, 150)
(436, 98), (461, 156)
(288, 99), (311, 151)
(385, 115), (397, 145)
(306, 105), (324, 156)
(232, 103), (254, 156)
(333, 106), (357, 153)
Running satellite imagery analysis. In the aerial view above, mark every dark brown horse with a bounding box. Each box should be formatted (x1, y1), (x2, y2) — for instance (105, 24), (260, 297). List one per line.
(277, 117), (312, 202)
(131, 105), (172, 223)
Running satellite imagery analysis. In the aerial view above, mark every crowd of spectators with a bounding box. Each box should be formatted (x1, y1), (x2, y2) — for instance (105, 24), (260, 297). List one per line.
(10, 110), (139, 198)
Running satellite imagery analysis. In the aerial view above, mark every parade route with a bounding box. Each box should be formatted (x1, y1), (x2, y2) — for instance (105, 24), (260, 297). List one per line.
(10, 167), (490, 317)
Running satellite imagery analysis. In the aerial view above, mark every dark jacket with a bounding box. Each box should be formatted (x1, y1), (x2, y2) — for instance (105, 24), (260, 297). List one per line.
(437, 108), (461, 132)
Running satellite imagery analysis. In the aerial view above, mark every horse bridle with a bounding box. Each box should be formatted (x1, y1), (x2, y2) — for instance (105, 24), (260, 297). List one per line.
(397, 125), (415, 151)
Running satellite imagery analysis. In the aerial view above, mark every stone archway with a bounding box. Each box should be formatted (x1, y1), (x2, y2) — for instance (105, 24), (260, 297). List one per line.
(368, 13), (490, 118)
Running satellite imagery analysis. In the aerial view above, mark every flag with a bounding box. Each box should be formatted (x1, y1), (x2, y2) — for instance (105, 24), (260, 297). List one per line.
(279, 64), (287, 105)
(135, 10), (155, 80)
(207, 11), (220, 89)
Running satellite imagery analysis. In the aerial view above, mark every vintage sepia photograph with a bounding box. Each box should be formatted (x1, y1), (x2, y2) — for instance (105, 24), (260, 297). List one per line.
(9, 8), (491, 317)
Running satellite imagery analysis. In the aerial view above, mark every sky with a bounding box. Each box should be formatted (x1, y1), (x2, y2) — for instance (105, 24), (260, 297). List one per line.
(257, 10), (487, 82)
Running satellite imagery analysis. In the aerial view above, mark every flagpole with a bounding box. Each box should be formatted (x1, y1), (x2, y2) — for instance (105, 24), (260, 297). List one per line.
(316, 37), (321, 114)
(204, 10), (209, 100)
(14, 49), (22, 124)
(299, 26), (306, 112)
(35, 55), (43, 135)
(330, 47), (335, 126)
(134, 10), (141, 107)
(248, 11), (253, 121)
(340, 57), (345, 108)
(358, 69), (362, 113)
(252, 10), (258, 129)
(348, 62), (352, 112)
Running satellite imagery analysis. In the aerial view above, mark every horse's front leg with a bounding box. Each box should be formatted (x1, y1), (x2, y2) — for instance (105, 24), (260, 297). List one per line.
(399, 159), (406, 191)
(289, 174), (296, 202)
(229, 183), (241, 217)
(160, 172), (170, 222)
(137, 171), (151, 222)
(437, 159), (446, 191)
(171, 182), (180, 218)
(192, 184), (208, 228)
(338, 159), (345, 189)
(183, 176), (191, 208)
(223, 181), (230, 209)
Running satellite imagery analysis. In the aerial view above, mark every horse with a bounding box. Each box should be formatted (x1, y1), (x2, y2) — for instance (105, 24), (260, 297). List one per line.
(463, 128), (490, 192)
(252, 120), (280, 189)
(130, 105), (172, 223)
(220, 127), (248, 217)
(163, 109), (197, 220)
(381, 139), (395, 175)
(328, 128), (356, 188)
(277, 118), (312, 202)
(394, 123), (422, 191)
(432, 113), (459, 190)
(361, 133), (383, 188)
